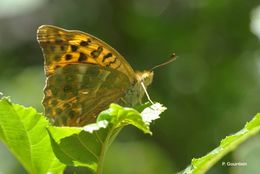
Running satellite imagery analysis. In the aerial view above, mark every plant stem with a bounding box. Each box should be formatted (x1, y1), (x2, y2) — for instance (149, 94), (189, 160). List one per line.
(96, 142), (106, 174)
(96, 127), (121, 174)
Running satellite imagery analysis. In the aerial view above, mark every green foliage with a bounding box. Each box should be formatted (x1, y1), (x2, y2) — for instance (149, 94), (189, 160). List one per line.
(0, 98), (65, 174)
(2, 94), (260, 174)
(47, 103), (162, 173)
(181, 113), (260, 174)
(0, 97), (165, 174)
(1, 95), (260, 174)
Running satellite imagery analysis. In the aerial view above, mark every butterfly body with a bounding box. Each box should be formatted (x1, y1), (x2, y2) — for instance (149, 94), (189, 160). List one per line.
(37, 25), (153, 126)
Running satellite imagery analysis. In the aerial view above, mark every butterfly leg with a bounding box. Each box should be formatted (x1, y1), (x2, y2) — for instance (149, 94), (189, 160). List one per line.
(119, 97), (129, 106)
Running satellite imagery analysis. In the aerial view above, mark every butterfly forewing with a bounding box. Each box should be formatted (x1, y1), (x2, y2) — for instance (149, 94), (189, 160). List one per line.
(37, 25), (136, 82)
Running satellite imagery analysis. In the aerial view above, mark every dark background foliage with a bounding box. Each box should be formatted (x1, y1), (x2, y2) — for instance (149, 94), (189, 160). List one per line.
(0, 0), (260, 173)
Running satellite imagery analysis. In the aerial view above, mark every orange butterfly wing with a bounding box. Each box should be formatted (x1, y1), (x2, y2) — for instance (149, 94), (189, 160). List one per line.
(37, 25), (137, 126)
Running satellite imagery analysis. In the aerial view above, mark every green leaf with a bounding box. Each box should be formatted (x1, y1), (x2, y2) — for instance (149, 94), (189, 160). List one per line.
(180, 113), (260, 174)
(0, 98), (65, 174)
(48, 103), (166, 173)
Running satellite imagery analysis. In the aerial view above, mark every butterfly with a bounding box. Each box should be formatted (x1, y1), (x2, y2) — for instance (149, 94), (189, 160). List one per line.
(37, 25), (154, 126)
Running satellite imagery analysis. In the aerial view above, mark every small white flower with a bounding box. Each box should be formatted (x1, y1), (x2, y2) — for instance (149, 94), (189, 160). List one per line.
(141, 103), (167, 124)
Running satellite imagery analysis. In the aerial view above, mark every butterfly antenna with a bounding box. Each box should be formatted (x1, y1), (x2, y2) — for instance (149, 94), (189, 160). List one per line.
(151, 53), (177, 71)
(141, 82), (154, 104)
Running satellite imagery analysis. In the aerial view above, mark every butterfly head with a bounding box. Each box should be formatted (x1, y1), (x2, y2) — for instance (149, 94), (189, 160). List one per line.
(135, 70), (154, 87)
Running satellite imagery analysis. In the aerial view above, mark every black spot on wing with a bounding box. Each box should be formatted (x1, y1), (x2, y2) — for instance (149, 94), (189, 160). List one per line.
(91, 46), (103, 58)
(78, 52), (87, 62)
(80, 39), (91, 46)
(102, 53), (113, 62)
(71, 45), (78, 52)
(107, 57), (117, 66)
(65, 54), (72, 60)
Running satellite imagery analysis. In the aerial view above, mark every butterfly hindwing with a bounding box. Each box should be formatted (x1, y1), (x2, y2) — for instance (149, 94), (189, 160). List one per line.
(44, 64), (130, 126)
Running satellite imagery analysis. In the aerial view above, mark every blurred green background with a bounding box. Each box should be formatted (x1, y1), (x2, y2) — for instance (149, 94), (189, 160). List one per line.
(0, 0), (260, 173)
